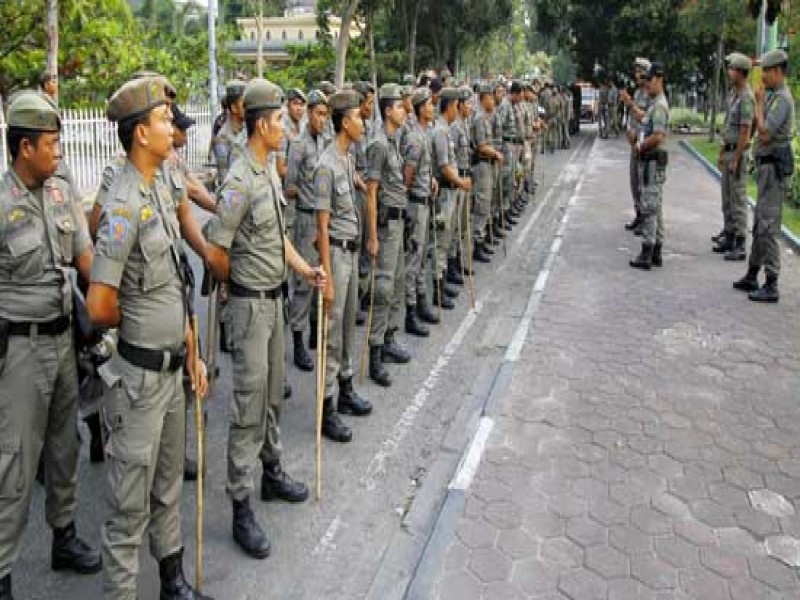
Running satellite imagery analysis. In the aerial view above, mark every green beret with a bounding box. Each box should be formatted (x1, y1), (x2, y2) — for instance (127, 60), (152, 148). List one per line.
(726, 52), (751, 72)
(440, 87), (460, 101)
(761, 49), (788, 69)
(225, 79), (247, 103)
(328, 90), (360, 111)
(107, 76), (175, 123)
(244, 78), (284, 111)
(307, 89), (328, 107)
(411, 87), (432, 107)
(7, 92), (61, 132)
(378, 83), (402, 101)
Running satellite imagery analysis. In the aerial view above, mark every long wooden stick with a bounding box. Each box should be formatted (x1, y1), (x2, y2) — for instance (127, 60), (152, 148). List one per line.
(359, 260), (377, 383)
(191, 315), (204, 591)
(315, 293), (325, 501)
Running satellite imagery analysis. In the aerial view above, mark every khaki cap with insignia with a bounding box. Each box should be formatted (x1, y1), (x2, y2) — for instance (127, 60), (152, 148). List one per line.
(243, 78), (284, 111)
(7, 92), (61, 131)
(328, 90), (361, 111)
(400, 85), (413, 98)
(726, 52), (752, 71)
(316, 81), (338, 95)
(379, 83), (403, 101)
(440, 87), (461, 101)
(478, 83), (495, 95)
(411, 87), (432, 106)
(761, 49), (788, 69)
(106, 76), (175, 123)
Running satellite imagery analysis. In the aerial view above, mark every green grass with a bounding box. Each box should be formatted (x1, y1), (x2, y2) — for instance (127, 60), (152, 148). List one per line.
(689, 138), (800, 238)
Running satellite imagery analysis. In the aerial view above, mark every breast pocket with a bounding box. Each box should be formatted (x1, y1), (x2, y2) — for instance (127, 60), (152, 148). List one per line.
(139, 222), (174, 292)
(251, 199), (276, 230)
(6, 226), (44, 282)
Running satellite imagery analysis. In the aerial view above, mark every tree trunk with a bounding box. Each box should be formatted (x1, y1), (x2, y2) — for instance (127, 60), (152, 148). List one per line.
(46, 0), (58, 103)
(365, 2), (377, 93)
(708, 20), (725, 142)
(334, 0), (360, 88)
(408, 2), (419, 79)
(256, 7), (265, 78)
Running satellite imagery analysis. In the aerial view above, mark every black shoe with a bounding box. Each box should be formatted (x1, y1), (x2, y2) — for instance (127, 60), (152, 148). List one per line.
(84, 413), (105, 464)
(503, 221), (513, 231)
(338, 377), (372, 416)
(369, 345), (392, 387)
(505, 214), (519, 226)
(383, 330), (411, 364)
(633, 225), (643, 237)
(283, 383), (292, 399)
(159, 548), (213, 599)
(710, 229), (726, 243)
(713, 232), (735, 253)
(492, 225), (506, 239)
(292, 330), (314, 372)
(0, 573), (12, 600)
(432, 280), (455, 309)
(446, 259), (465, 285)
(405, 309), (430, 337)
(308, 321), (317, 350)
(460, 258), (474, 276)
(356, 307), (366, 326)
(322, 398), (353, 442)
(724, 237), (746, 261)
(482, 240), (495, 255)
(651, 243), (663, 267)
(184, 458), (197, 482)
(417, 295), (440, 324)
(51, 523), (102, 575)
(748, 276), (779, 303)
(629, 243), (653, 270)
(473, 242), (491, 263)
(444, 282), (460, 299)
(733, 266), (760, 292)
(261, 460), (308, 503)
(232, 498), (271, 560)
(624, 213), (641, 231)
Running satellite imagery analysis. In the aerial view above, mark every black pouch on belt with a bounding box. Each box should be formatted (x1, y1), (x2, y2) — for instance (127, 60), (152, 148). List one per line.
(655, 149), (669, 170)
(774, 145), (795, 180)
(0, 318), (9, 376)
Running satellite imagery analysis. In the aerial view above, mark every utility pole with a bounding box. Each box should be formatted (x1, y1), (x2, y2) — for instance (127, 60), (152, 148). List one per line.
(209, 0), (219, 112)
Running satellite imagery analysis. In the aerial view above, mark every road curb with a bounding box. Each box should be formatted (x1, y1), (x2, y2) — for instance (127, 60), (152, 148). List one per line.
(679, 138), (800, 252)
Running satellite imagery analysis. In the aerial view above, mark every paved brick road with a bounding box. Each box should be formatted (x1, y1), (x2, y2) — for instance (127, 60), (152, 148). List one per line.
(426, 137), (800, 600)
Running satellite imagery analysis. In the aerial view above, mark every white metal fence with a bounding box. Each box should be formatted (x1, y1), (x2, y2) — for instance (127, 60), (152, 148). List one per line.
(0, 103), (216, 195)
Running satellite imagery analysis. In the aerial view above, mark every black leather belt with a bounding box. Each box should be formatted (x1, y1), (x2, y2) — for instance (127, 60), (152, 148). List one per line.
(296, 206), (315, 215)
(118, 338), (186, 372)
(8, 316), (70, 337)
(230, 280), (283, 299)
(329, 237), (360, 252)
(756, 155), (777, 166)
(383, 206), (406, 220)
(409, 194), (429, 205)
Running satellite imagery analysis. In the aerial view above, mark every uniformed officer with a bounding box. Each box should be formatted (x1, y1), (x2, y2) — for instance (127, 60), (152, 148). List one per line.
(713, 52), (754, 260)
(213, 80), (248, 184)
(621, 57), (651, 233)
(628, 62), (669, 270)
(607, 78), (620, 137)
(204, 79), (325, 559)
(354, 82), (376, 322)
(86, 75), (210, 600)
(432, 87), (472, 305)
(364, 83), (413, 386)
(733, 49), (795, 303)
(286, 90), (328, 372)
(402, 87), (441, 328)
(315, 90), (374, 443)
(598, 79), (609, 138)
(491, 83), (510, 239)
(470, 84), (502, 263)
(501, 82), (524, 221)
(539, 81), (554, 154)
(452, 85), (475, 278)
(0, 93), (101, 600)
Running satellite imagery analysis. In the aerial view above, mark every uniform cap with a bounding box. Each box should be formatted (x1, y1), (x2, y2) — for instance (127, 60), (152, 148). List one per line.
(225, 79), (247, 103)
(7, 91), (61, 131)
(411, 87), (432, 106)
(761, 49), (788, 69)
(328, 89), (361, 111)
(306, 89), (328, 107)
(400, 85), (413, 98)
(478, 83), (495, 95)
(440, 87), (461, 101)
(287, 88), (307, 103)
(645, 62), (665, 79)
(107, 76), (176, 123)
(172, 105), (196, 131)
(378, 83), (403, 101)
(459, 85), (473, 101)
(726, 52), (752, 72)
(243, 78), (285, 111)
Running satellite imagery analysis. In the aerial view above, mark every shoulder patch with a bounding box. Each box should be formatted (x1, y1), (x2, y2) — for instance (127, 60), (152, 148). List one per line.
(109, 214), (131, 246)
(221, 189), (244, 210)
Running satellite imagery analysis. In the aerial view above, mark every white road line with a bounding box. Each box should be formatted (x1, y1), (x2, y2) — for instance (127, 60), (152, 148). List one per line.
(312, 515), (342, 556)
(449, 417), (495, 491)
(361, 299), (485, 491)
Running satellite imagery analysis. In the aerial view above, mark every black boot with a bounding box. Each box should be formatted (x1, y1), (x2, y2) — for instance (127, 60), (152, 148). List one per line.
(159, 549), (213, 599)
(629, 243), (653, 270)
(492, 223), (506, 239)
(733, 266), (760, 292)
(292, 330), (314, 372)
(625, 212), (641, 231)
(51, 522), (102, 574)
(417, 294), (440, 324)
(369, 345), (392, 387)
(432, 280), (455, 309)
(724, 236), (746, 261)
(444, 281), (460, 299)
(710, 228), (726, 243)
(184, 458), (198, 482)
(748, 274), (779, 303)
(338, 377), (372, 416)
(405, 307), (429, 337)
(713, 232), (735, 253)
(473, 242), (491, 263)
(482, 239), (495, 254)
(84, 413), (104, 463)
(356, 306), (367, 326)
(322, 398), (353, 442)
(505, 213), (519, 226)
(232, 498), (271, 559)
(383, 329), (411, 364)
(283, 383), (292, 399)
(0, 573), (12, 600)
(446, 259), (465, 285)
(651, 243), (663, 268)
(261, 460), (308, 503)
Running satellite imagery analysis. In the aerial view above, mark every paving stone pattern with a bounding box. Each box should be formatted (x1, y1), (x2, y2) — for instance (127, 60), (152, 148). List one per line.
(430, 139), (800, 599)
